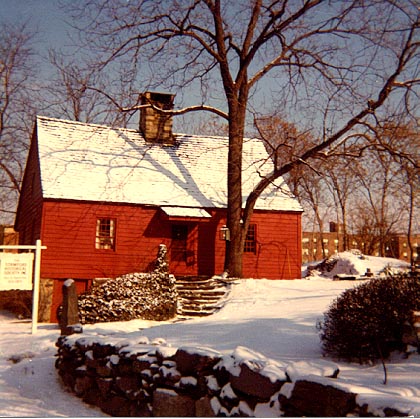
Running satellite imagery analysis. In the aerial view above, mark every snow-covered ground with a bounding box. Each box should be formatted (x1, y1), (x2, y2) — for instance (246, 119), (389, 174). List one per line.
(1, 252), (419, 417)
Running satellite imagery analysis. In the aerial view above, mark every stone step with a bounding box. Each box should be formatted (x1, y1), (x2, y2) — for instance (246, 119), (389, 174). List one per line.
(179, 296), (221, 303)
(178, 309), (215, 317)
(177, 289), (226, 297)
(177, 299), (225, 309)
(176, 283), (227, 292)
(176, 285), (226, 292)
(175, 275), (231, 317)
(179, 301), (224, 310)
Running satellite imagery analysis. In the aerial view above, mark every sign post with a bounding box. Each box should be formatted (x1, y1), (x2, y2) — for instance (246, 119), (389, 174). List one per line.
(32, 240), (43, 334)
(0, 240), (47, 334)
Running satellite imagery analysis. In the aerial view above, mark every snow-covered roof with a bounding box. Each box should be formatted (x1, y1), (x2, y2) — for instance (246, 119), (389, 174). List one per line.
(35, 116), (303, 212)
(160, 207), (212, 218)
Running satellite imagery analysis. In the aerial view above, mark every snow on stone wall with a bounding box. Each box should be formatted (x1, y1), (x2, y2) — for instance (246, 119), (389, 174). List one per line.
(55, 336), (410, 417)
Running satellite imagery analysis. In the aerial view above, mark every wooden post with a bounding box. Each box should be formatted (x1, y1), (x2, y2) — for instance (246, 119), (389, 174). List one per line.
(60, 279), (83, 336)
(31, 240), (42, 334)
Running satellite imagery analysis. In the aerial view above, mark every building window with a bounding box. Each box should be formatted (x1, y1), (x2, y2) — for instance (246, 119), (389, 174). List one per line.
(172, 225), (188, 261)
(244, 224), (257, 253)
(96, 218), (116, 250)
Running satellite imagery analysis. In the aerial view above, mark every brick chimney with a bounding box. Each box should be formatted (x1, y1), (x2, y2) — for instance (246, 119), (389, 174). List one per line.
(139, 91), (175, 144)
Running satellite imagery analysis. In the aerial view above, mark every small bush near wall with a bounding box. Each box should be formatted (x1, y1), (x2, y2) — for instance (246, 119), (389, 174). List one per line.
(0, 290), (32, 318)
(318, 272), (420, 362)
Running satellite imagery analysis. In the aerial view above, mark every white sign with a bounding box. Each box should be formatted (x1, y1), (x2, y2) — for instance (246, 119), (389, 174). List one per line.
(0, 253), (34, 291)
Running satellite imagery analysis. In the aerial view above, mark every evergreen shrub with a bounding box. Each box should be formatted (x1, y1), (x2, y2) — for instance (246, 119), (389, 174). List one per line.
(77, 244), (178, 324)
(318, 272), (420, 362)
(77, 271), (178, 324)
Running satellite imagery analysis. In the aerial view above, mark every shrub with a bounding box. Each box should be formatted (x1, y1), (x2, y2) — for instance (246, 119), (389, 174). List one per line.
(78, 271), (178, 324)
(77, 244), (178, 324)
(318, 272), (420, 363)
(0, 290), (32, 318)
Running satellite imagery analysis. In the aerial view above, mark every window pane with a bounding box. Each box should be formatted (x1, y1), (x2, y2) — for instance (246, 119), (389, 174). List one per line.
(96, 218), (115, 250)
(244, 224), (256, 253)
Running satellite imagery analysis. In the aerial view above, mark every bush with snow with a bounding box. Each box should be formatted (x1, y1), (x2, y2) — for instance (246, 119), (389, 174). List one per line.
(78, 244), (178, 324)
(318, 272), (420, 363)
(305, 250), (409, 279)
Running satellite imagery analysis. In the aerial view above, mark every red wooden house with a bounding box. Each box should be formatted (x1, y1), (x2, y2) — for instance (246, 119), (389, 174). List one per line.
(15, 93), (303, 322)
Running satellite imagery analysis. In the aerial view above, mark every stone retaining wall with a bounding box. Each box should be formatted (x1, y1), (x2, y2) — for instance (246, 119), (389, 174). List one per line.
(55, 335), (411, 417)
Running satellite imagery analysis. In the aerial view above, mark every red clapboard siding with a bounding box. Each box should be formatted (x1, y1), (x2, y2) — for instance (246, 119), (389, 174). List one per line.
(40, 202), (301, 281)
(41, 201), (172, 279)
(15, 132), (43, 245)
(242, 211), (302, 279)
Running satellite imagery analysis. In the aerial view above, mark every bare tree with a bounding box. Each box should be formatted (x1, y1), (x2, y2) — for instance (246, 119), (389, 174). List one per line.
(349, 204), (381, 256)
(45, 51), (140, 127)
(65, 0), (420, 277)
(253, 116), (332, 257)
(293, 166), (333, 258)
(322, 155), (357, 251)
(0, 22), (38, 224)
(401, 163), (419, 266)
(379, 122), (419, 264)
(349, 120), (419, 257)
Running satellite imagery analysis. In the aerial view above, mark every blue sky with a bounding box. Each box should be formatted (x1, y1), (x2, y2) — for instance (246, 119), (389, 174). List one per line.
(0, 0), (72, 53)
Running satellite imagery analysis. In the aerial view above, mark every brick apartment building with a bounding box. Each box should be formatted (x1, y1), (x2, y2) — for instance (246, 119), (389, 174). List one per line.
(302, 222), (420, 264)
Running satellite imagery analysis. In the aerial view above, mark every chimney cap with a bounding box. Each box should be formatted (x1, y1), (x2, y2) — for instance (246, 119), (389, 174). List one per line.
(141, 91), (175, 108)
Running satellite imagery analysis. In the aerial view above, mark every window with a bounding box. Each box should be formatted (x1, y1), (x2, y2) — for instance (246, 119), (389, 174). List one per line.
(96, 218), (116, 250)
(244, 224), (257, 253)
(172, 225), (188, 261)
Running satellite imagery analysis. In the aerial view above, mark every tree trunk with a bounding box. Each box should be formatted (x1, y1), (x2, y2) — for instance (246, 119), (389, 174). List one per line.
(407, 182), (415, 268)
(224, 100), (247, 277)
(341, 207), (348, 252)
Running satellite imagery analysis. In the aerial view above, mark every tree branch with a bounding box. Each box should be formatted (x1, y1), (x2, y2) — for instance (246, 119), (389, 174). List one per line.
(243, 17), (419, 220)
